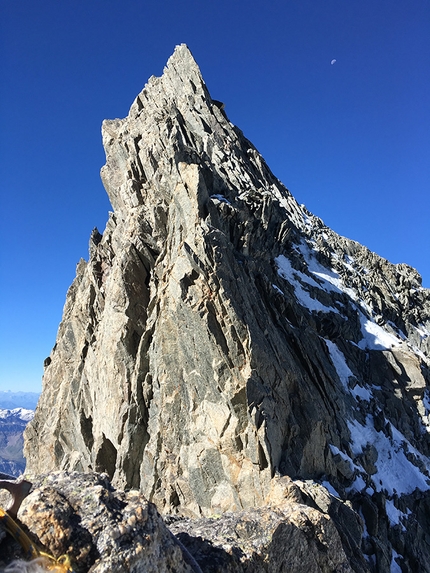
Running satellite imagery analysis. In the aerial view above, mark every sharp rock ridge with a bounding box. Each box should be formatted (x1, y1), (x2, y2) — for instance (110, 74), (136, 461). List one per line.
(24, 44), (430, 572)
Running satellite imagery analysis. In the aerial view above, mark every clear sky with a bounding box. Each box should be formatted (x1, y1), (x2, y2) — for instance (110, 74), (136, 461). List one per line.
(1, 0), (429, 392)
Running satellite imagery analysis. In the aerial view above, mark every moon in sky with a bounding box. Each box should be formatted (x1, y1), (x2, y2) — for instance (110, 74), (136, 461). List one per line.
(331, 59), (337, 65)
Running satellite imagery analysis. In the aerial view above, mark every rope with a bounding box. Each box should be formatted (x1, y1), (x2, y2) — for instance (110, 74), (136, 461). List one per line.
(0, 508), (73, 572)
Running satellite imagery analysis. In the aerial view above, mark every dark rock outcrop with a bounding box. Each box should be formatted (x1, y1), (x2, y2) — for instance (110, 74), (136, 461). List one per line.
(23, 45), (430, 572)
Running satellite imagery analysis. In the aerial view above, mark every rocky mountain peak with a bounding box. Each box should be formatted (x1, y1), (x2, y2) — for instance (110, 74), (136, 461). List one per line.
(23, 44), (430, 571)
(100, 43), (212, 219)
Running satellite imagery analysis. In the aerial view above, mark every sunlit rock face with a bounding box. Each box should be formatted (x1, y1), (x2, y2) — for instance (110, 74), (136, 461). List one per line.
(25, 44), (430, 571)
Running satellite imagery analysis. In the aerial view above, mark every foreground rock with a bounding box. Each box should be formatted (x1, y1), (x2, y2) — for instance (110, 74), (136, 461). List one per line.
(0, 472), (193, 573)
(24, 45), (430, 571)
(1, 471), (360, 572)
(170, 475), (365, 573)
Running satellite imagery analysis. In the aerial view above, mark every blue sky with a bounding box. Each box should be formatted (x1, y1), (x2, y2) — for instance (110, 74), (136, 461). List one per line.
(1, 0), (429, 392)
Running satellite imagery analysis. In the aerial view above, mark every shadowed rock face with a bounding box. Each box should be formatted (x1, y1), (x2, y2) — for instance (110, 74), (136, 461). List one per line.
(24, 44), (430, 571)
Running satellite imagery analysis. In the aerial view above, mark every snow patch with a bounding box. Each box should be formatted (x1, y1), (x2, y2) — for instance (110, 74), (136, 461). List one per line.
(419, 389), (430, 434)
(343, 255), (355, 272)
(385, 499), (410, 530)
(348, 416), (430, 496)
(325, 340), (353, 390)
(325, 339), (372, 401)
(302, 211), (313, 230)
(0, 408), (34, 422)
(351, 384), (372, 401)
(276, 245), (403, 353)
(358, 312), (401, 351)
(275, 255), (339, 314)
(423, 390), (430, 413)
(329, 444), (363, 475)
(347, 475), (367, 493)
(387, 321), (407, 341)
(416, 323), (430, 339)
(391, 550), (403, 573)
(320, 480), (340, 498)
(296, 241), (357, 300)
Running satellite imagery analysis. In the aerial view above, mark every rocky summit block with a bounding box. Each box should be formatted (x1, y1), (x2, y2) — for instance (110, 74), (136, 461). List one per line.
(23, 44), (430, 572)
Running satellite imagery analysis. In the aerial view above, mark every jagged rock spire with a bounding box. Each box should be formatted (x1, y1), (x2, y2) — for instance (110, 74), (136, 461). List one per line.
(25, 44), (430, 571)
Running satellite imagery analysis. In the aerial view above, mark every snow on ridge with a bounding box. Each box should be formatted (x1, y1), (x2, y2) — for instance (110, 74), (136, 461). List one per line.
(276, 239), (405, 352)
(358, 312), (401, 351)
(325, 339), (372, 401)
(347, 415), (430, 497)
(275, 254), (339, 314)
(0, 408), (34, 422)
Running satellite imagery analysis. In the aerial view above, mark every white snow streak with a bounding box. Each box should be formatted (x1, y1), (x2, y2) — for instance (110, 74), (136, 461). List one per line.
(325, 339), (372, 400)
(0, 408), (34, 422)
(347, 416), (430, 497)
(275, 255), (339, 314)
(358, 313), (401, 351)
(325, 339), (353, 390)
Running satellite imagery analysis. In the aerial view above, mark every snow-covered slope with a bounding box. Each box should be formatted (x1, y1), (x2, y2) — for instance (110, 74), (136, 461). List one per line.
(0, 407), (34, 476)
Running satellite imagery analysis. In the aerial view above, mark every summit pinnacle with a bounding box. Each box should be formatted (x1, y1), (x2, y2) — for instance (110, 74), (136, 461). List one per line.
(25, 44), (430, 571)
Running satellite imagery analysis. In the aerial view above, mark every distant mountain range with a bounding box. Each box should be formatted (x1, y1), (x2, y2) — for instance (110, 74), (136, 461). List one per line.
(0, 399), (38, 476)
(0, 391), (40, 410)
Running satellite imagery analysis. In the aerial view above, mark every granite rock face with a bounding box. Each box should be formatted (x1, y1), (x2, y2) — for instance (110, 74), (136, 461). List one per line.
(24, 45), (430, 571)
